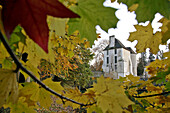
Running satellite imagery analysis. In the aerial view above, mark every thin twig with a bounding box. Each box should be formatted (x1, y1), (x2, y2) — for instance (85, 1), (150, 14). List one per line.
(0, 31), (94, 106)
(133, 91), (170, 98)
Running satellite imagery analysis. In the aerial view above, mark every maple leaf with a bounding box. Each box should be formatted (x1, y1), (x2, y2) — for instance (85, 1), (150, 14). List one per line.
(47, 16), (68, 37)
(93, 76), (134, 113)
(118, 0), (170, 22)
(17, 35), (56, 69)
(19, 78), (64, 109)
(128, 23), (162, 54)
(0, 0), (79, 52)
(158, 18), (170, 44)
(4, 97), (37, 113)
(0, 69), (18, 108)
(0, 43), (10, 63)
(64, 87), (92, 109)
(68, 0), (118, 46)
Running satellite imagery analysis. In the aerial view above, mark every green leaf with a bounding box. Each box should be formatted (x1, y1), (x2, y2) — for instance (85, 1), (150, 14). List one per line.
(155, 67), (170, 84)
(9, 26), (27, 51)
(118, 0), (170, 22)
(2, 59), (12, 69)
(165, 81), (170, 91)
(68, 0), (118, 45)
(10, 26), (26, 45)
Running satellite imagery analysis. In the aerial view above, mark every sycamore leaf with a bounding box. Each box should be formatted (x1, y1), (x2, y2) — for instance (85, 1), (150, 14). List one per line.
(118, 0), (170, 22)
(0, 69), (18, 108)
(68, 0), (118, 45)
(93, 76), (134, 113)
(0, 0), (79, 52)
(128, 23), (162, 54)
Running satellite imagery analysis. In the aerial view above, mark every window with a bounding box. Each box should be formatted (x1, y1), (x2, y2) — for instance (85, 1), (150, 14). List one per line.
(107, 57), (109, 64)
(115, 56), (117, 63)
(115, 65), (117, 71)
(107, 50), (109, 55)
(115, 49), (117, 54)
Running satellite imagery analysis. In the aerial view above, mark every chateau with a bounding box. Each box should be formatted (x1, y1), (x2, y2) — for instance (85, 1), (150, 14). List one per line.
(102, 35), (137, 79)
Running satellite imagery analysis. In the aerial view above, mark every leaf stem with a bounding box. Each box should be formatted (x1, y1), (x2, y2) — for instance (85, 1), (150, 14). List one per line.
(0, 31), (93, 106)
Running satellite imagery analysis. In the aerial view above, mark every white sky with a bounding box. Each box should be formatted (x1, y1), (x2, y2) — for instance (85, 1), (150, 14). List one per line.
(93, 0), (169, 57)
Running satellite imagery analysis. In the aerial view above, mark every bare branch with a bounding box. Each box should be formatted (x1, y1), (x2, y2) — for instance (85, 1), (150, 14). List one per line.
(133, 91), (170, 98)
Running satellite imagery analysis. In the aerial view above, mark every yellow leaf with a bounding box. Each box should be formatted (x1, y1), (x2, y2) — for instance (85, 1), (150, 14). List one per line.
(129, 4), (139, 12)
(110, 0), (116, 3)
(159, 18), (170, 33)
(19, 82), (52, 109)
(43, 78), (64, 94)
(87, 105), (103, 113)
(128, 23), (162, 54)
(6, 97), (36, 113)
(47, 16), (68, 37)
(0, 69), (18, 108)
(93, 76), (134, 113)
(0, 43), (10, 63)
(64, 87), (91, 109)
(68, 50), (74, 58)
(20, 61), (40, 79)
(146, 107), (162, 113)
(17, 36), (55, 68)
(162, 23), (170, 44)
(146, 53), (170, 76)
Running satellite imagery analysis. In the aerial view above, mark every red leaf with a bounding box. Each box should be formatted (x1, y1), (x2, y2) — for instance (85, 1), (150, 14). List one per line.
(0, 0), (79, 52)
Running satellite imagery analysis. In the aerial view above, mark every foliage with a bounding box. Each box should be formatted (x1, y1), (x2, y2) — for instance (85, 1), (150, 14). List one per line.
(0, 0), (170, 113)
(128, 23), (162, 54)
(68, 0), (118, 45)
(118, 0), (170, 22)
(91, 39), (109, 71)
(0, 0), (79, 52)
(38, 32), (94, 88)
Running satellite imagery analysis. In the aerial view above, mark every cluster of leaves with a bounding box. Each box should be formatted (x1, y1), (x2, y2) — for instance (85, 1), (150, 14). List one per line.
(0, 0), (170, 113)
(38, 30), (94, 88)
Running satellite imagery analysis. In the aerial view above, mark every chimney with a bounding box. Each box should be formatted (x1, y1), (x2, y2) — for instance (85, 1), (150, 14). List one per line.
(109, 35), (115, 47)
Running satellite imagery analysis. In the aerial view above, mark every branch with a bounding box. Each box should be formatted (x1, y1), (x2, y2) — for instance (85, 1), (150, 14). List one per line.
(0, 31), (94, 106)
(133, 91), (170, 98)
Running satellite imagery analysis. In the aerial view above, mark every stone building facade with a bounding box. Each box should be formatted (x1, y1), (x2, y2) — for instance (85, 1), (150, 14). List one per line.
(102, 35), (137, 79)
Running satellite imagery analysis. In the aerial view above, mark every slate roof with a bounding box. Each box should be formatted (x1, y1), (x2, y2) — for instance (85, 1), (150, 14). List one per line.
(103, 38), (136, 54)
